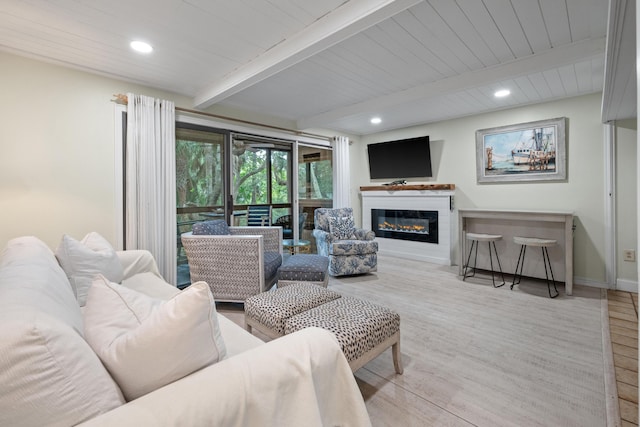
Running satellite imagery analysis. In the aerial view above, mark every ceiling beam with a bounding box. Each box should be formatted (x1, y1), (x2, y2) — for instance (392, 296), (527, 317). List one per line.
(193, 0), (421, 109)
(297, 37), (606, 130)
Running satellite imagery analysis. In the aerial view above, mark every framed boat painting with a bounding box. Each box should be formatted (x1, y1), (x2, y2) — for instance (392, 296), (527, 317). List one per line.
(475, 117), (567, 183)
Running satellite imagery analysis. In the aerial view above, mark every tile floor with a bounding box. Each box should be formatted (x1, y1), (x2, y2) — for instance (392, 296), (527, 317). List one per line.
(608, 290), (639, 426)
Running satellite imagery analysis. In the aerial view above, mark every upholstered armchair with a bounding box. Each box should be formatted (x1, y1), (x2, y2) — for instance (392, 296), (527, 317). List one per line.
(181, 220), (283, 302)
(313, 208), (378, 276)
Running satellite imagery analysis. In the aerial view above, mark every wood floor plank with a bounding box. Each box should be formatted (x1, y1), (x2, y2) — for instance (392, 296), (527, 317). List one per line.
(609, 299), (636, 309)
(610, 310), (640, 323)
(609, 294), (635, 304)
(609, 290), (634, 299)
(610, 317), (639, 331)
(619, 399), (639, 424)
(617, 382), (639, 404)
(613, 342), (639, 359)
(611, 333), (639, 349)
(610, 325), (640, 339)
(609, 304), (639, 317)
(614, 353), (639, 372)
(616, 366), (639, 387)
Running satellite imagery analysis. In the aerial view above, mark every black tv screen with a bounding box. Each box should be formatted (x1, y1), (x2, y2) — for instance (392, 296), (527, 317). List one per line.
(367, 136), (432, 179)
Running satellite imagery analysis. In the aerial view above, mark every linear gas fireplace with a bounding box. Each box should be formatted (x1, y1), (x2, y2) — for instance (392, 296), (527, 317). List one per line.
(371, 209), (438, 244)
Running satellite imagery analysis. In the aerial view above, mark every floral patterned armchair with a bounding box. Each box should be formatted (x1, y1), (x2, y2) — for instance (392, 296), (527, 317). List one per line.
(312, 208), (378, 276)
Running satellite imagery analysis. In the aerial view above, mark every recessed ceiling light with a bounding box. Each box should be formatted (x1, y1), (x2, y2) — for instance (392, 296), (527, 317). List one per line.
(494, 89), (510, 98)
(130, 40), (153, 54)
(370, 117), (382, 124)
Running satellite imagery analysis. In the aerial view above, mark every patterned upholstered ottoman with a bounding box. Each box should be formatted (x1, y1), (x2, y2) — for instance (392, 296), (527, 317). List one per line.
(244, 283), (341, 339)
(277, 254), (329, 288)
(245, 283), (403, 374)
(285, 296), (403, 374)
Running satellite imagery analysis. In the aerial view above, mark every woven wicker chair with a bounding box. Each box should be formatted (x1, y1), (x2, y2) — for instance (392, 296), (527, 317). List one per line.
(181, 224), (283, 302)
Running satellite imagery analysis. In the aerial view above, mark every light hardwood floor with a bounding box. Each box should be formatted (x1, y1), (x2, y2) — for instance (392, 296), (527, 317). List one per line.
(608, 290), (639, 426)
(218, 255), (621, 426)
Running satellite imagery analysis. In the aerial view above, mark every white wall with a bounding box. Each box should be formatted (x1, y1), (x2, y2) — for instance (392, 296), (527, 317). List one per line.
(615, 119), (638, 287)
(352, 93), (621, 285)
(0, 52), (192, 249)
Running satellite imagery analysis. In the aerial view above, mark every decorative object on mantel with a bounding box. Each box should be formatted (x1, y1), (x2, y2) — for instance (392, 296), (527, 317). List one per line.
(360, 184), (455, 192)
(383, 179), (407, 186)
(475, 117), (566, 183)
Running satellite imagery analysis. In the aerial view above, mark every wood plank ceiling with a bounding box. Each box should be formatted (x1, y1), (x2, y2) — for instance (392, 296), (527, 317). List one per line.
(0, 0), (627, 135)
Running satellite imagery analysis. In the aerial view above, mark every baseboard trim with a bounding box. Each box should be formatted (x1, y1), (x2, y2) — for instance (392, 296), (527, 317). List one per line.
(571, 276), (638, 292)
(378, 249), (451, 266)
(574, 276), (610, 289)
(615, 278), (638, 293)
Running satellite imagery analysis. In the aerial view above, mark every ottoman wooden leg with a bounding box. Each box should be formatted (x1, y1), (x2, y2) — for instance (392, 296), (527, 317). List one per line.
(391, 332), (403, 374)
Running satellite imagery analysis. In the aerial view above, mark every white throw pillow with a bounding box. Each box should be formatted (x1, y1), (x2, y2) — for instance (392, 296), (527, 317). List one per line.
(55, 232), (124, 306)
(83, 276), (227, 401)
(0, 236), (125, 427)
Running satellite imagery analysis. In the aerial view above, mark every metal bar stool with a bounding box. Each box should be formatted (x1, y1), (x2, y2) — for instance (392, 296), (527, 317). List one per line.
(462, 233), (505, 288)
(511, 236), (559, 298)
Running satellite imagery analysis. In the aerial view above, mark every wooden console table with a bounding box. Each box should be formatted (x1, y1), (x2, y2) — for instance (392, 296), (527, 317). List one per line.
(458, 209), (574, 295)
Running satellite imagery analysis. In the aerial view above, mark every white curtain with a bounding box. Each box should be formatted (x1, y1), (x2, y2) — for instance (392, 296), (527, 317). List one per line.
(126, 93), (177, 285)
(333, 135), (351, 208)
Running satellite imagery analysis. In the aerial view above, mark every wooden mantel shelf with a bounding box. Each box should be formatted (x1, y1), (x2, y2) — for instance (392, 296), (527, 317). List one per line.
(359, 184), (455, 192)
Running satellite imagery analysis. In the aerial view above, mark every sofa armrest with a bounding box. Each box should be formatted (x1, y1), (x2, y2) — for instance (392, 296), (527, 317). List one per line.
(116, 250), (163, 281)
(230, 226), (283, 255)
(77, 328), (371, 427)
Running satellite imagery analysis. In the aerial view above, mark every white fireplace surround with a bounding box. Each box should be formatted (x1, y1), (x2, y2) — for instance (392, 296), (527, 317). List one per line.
(361, 188), (455, 265)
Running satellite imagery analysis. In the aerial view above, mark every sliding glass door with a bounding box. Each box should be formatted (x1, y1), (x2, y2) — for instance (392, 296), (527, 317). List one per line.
(175, 124), (331, 284)
(175, 123), (229, 287)
(231, 134), (292, 226)
(298, 144), (333, 252)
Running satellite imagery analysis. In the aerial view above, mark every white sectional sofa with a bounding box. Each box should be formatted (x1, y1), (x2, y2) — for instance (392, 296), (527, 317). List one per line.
(0, 235), (371, 427)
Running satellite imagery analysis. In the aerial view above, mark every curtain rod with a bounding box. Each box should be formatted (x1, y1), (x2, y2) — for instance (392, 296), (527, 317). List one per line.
(112, 94), (332, 142)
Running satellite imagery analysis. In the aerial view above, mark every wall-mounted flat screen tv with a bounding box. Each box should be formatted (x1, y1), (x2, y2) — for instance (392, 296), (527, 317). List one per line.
(367, 136), (432, 179)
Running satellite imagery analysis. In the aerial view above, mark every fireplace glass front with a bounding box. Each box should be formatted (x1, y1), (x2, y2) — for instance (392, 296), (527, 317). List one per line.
(371, 209), (438, 244)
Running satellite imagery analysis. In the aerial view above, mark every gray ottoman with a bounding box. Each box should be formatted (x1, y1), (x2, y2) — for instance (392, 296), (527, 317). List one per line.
(285, 296), (403, 374)
(244, 283), (341, 339)
(277, 254), (329, 288)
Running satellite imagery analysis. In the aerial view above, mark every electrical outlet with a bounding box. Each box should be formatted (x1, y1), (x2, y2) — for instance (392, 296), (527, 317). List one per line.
(623, 249), (636, 262)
